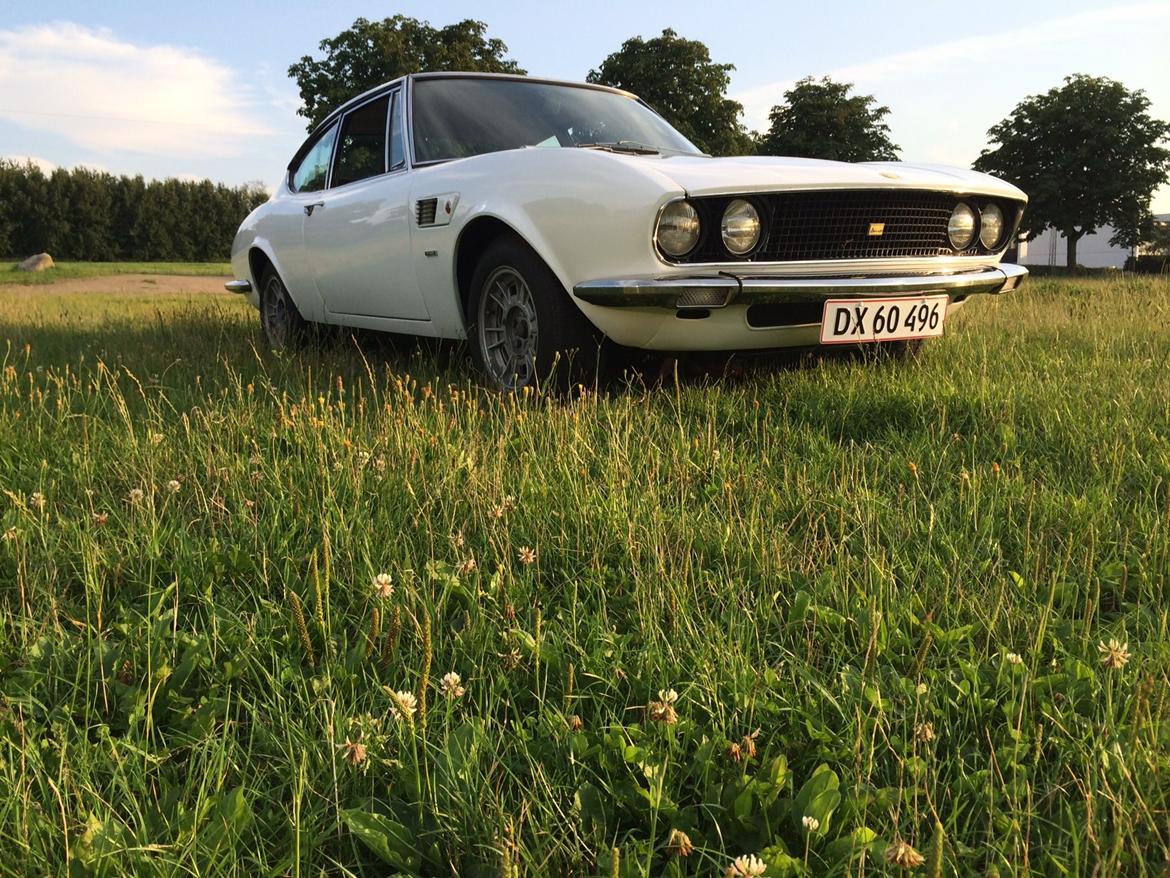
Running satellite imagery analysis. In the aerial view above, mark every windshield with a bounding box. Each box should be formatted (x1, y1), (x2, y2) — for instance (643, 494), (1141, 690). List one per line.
(411, 77), (701, 163)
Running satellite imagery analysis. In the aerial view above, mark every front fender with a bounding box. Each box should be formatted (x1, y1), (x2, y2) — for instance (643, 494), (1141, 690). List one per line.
(429, 149), (682, 339)
(231, 201), (326, 323)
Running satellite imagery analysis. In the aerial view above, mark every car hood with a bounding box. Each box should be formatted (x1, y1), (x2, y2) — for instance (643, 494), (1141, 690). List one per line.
(615, 153), (1027, 201)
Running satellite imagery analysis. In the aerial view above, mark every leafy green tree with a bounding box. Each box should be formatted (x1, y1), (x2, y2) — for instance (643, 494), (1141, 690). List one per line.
(1144, 219), (1170, 255)
(587, 29), (752, 156)
(756, 76), (898, 162)
(288, 15), (525, 130)
(974, 74), (1170, 267)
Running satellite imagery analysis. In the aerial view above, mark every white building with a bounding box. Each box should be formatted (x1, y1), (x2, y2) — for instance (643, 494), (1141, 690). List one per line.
(1016, 213), (1170, 268)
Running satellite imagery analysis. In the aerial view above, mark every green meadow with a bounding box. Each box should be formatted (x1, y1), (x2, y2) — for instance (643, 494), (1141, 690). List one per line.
(3, 262), (231, 285)
(1, 275), (1167, 876)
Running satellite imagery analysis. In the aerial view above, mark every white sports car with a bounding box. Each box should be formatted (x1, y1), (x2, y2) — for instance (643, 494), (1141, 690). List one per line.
(228, 72), (1027, 390)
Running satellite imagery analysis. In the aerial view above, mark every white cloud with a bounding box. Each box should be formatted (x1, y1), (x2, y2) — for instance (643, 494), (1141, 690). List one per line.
(733, 2), (1170, 131)
(0, 22), (274, 158)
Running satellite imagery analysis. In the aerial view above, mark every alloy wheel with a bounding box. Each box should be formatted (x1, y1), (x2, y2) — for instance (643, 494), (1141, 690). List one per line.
(477, 266), (539, 390)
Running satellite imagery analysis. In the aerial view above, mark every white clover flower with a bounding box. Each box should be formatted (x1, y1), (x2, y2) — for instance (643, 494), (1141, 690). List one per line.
(802, 815), (820, 832)
(440, 671), (465, 699)
(1004, 652), (1023, 666)
(30, 492), (45, 510)
(372, 573), (393, 599)
(658, 688), (679, 705)
(166, 479), (181, 494)
(127, 488), (145, 503)
(1098, 638), (1131, 670)
(725, 854), (767, 877)
(387, 689), (417, 721)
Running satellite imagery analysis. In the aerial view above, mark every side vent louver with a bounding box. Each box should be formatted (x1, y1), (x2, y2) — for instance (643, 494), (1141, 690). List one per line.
(416, 198), (438, 227)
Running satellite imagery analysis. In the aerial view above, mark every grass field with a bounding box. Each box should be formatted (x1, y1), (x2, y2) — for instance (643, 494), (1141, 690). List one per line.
(1, 276), (1167, 877)
(2, 261), (231, 285)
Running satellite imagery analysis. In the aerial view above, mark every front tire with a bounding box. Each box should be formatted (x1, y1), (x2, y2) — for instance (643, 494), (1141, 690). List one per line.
(259, 268), (311, 349)
(468, 236), (604, 392)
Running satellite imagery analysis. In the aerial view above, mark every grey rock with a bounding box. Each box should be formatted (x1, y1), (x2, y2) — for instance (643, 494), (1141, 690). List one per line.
(16, 253), (54, 272)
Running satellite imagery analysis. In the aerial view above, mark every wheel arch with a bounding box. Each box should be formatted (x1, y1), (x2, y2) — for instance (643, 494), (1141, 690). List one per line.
(247, 243), (315, 321)
(454, 215), (529, 328)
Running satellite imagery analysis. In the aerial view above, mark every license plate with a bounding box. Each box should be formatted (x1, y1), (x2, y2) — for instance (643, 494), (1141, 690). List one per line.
(820, 295), (948, 344)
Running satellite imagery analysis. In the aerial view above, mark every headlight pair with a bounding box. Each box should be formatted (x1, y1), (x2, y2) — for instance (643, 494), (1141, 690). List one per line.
(948, 202), (1006, 251)
(656, 198), (762, 258)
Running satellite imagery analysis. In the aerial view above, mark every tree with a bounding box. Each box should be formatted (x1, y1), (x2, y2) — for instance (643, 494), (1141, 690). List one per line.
(974, 74), (1170, 268)
(756, 76), (898, 162)
(288, 15), (525, 130)
(587, 29), (752, 156)
(1144, 219), (1170, 256)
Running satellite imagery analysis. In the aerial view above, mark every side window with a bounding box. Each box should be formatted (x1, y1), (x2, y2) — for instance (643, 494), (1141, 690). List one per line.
(333, 95), (389, 187)
(291, 123), (338, 193)
(389, 91), (405, 170)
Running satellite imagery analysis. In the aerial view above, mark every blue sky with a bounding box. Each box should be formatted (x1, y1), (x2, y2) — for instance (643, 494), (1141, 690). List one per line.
(2, 0), (1168, 210)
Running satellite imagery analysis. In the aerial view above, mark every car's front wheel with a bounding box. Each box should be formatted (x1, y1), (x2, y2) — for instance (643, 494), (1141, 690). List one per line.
(259, 268), (311, 350)
(468, 236), (604, 392)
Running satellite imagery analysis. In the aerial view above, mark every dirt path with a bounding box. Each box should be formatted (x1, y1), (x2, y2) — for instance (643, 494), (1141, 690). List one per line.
(0, 274), (234, 296)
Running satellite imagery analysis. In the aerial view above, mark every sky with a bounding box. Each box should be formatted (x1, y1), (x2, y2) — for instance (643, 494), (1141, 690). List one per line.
(1, 0), (1168, 210)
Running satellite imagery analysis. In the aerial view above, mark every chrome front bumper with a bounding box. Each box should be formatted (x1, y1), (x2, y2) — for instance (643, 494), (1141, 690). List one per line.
(574, 264), (1027, 309)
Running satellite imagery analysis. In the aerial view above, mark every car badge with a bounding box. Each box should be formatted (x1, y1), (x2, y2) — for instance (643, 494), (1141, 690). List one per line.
(868, 223), (886, 236)
(880, 171), (900, 180)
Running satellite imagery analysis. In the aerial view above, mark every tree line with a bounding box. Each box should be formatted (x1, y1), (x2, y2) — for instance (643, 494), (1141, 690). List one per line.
(0, 161), (268, 262)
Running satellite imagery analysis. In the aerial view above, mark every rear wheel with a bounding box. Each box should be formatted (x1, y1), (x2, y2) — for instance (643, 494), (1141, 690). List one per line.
(259, 268), (311, 349)
(468, 236), (604, 392)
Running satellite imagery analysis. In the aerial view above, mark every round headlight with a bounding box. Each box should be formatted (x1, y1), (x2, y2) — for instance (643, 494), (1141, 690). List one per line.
(720, 199), (761, 255)
(656, 200), (700, 258)
(948, 203), (977, 251)
(979, 203), (1005, 249)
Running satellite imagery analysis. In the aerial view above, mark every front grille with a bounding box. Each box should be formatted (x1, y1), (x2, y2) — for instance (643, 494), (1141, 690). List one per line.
(676, 190), (1019, 263)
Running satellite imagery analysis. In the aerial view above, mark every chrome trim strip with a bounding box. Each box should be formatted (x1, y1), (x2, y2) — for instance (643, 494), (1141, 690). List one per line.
(574, 264), (1028, 308)
(225, 279), (252, 294)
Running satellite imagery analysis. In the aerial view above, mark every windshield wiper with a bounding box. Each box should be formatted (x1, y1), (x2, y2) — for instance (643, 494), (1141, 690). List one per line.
(576, 140), (661, 155)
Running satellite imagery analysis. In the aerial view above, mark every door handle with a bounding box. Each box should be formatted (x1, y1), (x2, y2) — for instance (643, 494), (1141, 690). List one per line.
(304, 201), (325, 216)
